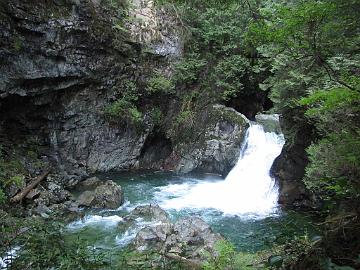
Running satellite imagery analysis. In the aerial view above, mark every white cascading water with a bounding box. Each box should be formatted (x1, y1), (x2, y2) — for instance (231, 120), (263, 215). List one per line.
(157, 119), (285, 217)
(66, 115), (285, 248)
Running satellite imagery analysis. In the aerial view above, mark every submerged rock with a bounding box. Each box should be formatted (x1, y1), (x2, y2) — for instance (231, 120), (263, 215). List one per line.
(77, 180), (124, 209)
(118, 204), (170, 231)
(128, 204), (170, 223)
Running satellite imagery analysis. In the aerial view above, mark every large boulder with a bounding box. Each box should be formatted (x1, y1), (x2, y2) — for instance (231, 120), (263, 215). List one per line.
(168, 105), (249, 176)
(76, 180), (124, 209)
(133, 216), (223, 262)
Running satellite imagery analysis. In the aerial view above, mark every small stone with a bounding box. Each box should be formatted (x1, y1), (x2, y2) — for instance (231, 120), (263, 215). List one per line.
(26, 189), (40, 200)
(268, 255), (283, 267)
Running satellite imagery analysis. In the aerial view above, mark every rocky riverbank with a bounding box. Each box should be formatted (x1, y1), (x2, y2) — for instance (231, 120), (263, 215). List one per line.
(0, 0), (251, 212)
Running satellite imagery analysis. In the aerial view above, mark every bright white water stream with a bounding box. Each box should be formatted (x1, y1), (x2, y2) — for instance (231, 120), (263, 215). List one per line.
(64, 115), (317, 252)
(156, 122), (285, 216)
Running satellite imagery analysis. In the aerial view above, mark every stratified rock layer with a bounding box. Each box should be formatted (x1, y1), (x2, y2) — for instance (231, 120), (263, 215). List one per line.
(0, 1), (248, 178)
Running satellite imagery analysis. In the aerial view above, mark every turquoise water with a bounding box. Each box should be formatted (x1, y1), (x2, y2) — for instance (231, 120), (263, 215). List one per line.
(67, 171), (319, 252)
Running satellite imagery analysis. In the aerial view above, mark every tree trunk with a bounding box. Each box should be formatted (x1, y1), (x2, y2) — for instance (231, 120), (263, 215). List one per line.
(10, 170), (51, 203)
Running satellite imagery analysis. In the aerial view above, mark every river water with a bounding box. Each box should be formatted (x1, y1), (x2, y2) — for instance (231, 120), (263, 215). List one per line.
(67, 118), (318, 252)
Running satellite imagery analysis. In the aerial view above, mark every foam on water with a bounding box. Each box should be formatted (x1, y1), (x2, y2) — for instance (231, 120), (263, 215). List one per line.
(66, 116), (286, 248)
(68, 215), (123, 230)
(155, 122), (285, 217)
(0, 247), (20, 269)
(116, 220), (164, 247)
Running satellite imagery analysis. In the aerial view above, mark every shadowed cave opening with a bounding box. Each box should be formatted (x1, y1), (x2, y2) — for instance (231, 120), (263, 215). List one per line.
(225, 91), (273, 120)
(139, 130), (173, 169)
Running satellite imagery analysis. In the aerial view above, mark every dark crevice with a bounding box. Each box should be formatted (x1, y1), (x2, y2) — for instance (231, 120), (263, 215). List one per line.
(139, 130), (172, 169)
(225, 90), (273, 120)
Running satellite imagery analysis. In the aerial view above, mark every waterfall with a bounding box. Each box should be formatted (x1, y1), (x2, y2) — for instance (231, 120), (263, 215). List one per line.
(67, 115), (287, 248)
(158, 116), (285, 217)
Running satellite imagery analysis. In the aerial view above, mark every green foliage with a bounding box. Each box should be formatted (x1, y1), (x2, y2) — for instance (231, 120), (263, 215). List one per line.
(247, 0), (360, 205)
(203, 240), (237, 270)
(0, 189), (6, 204)
(150, 107), (164, 126)
(275, 234), (318, 269)
(304, 131), (360, 201)
(297, 84), (360, 202)
(13, 37), (22, 51)
(168, 91), (199, 141)
(299, 87), (360, 135)
(300, 88), (360, 117)
(213, 55), (251, 101)
(104, 0), (130, 16)
(146, 72), (175, 94)
(1, 214), (188, 270)
(0, 146), (25, 204)
(1, 217), (108, 270)
(203, 240), (263, 270)
(173, 55), (207, 85)
(120, 80), (139, 102)
(165, 0), (268, 112)
(104, 81), (143, 126)
(105, 99), (143, 125)
(175, 109), (195, 128)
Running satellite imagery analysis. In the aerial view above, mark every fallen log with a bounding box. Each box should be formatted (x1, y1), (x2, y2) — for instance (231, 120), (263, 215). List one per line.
(164, 253), (202, 269)
(10, 170), (51, 203)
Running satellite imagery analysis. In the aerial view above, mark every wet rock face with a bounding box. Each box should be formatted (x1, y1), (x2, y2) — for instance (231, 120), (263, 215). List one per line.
(76, 180), (124, 209)
(0, 0), (150, 172)
(271, 146), (309, 207)
(271, 116), (315, 208)
(0, 0), (248, 179)
(173, 105), (249, 176)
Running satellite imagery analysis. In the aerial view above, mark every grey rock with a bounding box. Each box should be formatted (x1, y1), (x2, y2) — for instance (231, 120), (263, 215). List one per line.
(270, 116), (314, 208)
(34, 204), (51, 217)
(0, 0), (152, 176)
(76, 191), (95, 207)
(47, 182), (72, 203)
(76, 176), (102, 190)
(33, 179), (72, 207)
(118, 204), (170, 232)
(135, 223), (173, 251)
(25, 189), (41, 200)
(174, 105), (249, 176)
(133, 216), (223, 261)
(77, 180), (124, 209)
(129, 204), (170, 223)
(255, 114), (282, 134)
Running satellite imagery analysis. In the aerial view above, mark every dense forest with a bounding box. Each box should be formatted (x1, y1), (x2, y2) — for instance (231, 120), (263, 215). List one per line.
(0, 0), (359, 269)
